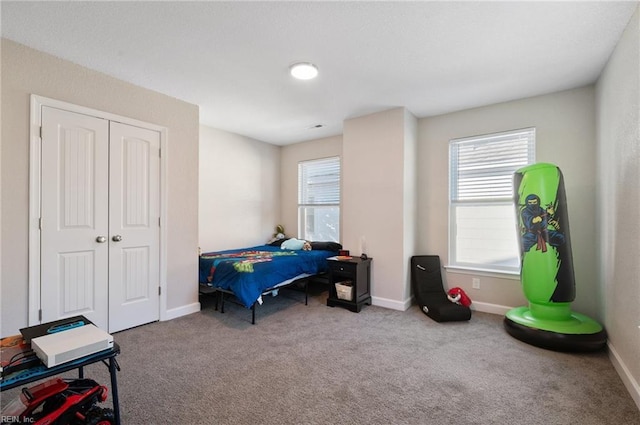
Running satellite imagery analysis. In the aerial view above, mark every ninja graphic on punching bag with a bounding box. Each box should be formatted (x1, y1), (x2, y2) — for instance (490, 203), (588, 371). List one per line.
(520, 194), (565, 253)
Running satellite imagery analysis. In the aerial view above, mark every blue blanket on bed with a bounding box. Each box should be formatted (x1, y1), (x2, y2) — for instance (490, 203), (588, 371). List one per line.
(199, 245), (336, 308)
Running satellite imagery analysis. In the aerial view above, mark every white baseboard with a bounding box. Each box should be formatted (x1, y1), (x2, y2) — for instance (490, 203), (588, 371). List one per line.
(608, 342), (640, 411)
(470, 301), (513, 316)
(473, 302), (640, 410)
(162, 302), (201, 321)
(472, 302), (640, 410)
(371, 296), (411, 311)
(376, 297), (514, 315)
(396, 295), (513, 316)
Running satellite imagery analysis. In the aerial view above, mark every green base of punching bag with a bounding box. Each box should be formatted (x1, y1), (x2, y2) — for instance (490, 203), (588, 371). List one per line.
(504, 163), (606, 352)
(504, 306), (607, 352)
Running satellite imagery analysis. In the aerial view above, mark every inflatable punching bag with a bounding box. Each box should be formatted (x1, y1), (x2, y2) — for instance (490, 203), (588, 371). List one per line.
(504, 163), (606, 351)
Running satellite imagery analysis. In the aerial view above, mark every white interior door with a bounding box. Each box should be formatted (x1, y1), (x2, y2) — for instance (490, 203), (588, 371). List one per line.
(108, 122), (160, 333)
(41, 107), (110, 330)
(40, 107), (161, 333)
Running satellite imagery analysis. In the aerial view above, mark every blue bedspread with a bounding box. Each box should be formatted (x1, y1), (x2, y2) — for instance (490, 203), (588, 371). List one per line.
(199, 245), (336, 308)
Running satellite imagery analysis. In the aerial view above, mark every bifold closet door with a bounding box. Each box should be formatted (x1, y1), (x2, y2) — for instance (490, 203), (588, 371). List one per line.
(40, 107), (110, 329)
(40, 107), (160, 333)
(108, 122), (160, 333)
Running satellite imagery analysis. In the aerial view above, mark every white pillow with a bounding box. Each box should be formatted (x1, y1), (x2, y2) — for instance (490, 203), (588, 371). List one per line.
(281, 238), (305, 250)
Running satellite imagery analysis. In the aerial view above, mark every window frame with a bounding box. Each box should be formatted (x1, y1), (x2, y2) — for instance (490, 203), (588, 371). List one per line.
(297, 156), (341, 242)
(448, 128), (535, 274)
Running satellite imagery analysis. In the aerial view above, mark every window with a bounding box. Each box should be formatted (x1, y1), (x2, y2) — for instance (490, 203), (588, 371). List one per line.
(298, 157), (340, 242)
(449, 128), (535, 273)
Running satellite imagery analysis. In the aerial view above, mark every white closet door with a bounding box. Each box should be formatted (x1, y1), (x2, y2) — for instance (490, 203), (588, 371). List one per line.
(108, 122), (160, 333)
(40, 107), (110, 329)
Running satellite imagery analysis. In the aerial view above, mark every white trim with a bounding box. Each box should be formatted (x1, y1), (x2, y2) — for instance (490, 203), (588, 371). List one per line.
(297, 156), (341, 241)
(469, 301), (513, 315)
(608, 342), (640, 411)
(28, 98), (42, 325)
(28, 95), (169, 327)
(374, 296), (516, 315)
(371, 296), (411, 311)
(448, 127), (535, 273)
(444, 265), (521, 281)
(163, 302), (201, 321)
(159, 126), (169, 321)
(31, 95), (167, 133)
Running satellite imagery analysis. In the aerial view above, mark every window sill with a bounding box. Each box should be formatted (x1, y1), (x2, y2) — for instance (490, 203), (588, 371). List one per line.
(444, 265), (521, 281)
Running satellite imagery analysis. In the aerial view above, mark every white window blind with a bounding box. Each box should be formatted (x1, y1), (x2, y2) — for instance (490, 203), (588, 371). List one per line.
(298, 157), (341, 206)
(451, 128), (536, 201)
(449, 128), (535, 273)
(298, 157), (340, 242)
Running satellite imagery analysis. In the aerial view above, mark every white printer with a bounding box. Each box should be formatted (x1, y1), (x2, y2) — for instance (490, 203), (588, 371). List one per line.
(31, 324), (114, 367)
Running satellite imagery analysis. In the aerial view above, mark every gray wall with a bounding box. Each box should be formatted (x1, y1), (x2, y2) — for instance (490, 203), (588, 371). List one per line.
(199, 125), (280, 252)
(595, 6), (640, 408)
(418, 86), (598, 318)
(280, 135), (343, 241)
(342, 108), (417, 309)
(282, 87), (598, 317)
(279, 81), (637, 406)
(277, 10), (640, 405)
(1, 39), (200, 336)
(280, 110), (419, 311)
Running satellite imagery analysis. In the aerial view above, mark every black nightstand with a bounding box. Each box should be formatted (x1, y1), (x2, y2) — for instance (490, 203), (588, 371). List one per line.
(326, 257), (372, 312)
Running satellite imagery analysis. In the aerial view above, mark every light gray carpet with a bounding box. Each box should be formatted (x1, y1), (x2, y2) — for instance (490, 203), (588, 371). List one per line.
(3, 283), (639, 424)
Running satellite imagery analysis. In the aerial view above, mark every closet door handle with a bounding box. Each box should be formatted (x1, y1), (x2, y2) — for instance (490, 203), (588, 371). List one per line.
(112, 235), (123, 242)
(96, 236), (107, 243)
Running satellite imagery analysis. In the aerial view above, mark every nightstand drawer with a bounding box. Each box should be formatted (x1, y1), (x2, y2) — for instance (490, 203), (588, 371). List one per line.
(329, 262), (357, 275)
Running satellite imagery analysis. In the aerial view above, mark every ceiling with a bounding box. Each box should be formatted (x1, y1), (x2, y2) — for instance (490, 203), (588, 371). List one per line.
(2, 1), (637, 145)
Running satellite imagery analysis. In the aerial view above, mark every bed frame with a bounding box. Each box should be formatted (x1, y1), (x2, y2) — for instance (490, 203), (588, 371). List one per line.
(199, 274), (318, 324)
(198, 243), (340, 324)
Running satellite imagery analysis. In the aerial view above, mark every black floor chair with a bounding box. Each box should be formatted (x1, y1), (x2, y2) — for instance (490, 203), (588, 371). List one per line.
(411, 255), (471, 322)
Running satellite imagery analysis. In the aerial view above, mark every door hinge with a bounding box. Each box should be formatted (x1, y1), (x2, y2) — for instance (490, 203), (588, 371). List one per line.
(39, 126), (43, 139)
(158, 287), (161, 296)
(158, 217), (161, 227)
(38, 309), (42, 321)
(38, 217), (42, 230)
(159, 148), (161, 158)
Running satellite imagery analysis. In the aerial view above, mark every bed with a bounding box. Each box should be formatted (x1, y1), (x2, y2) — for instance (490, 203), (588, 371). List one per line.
(198, 241), (341, 323)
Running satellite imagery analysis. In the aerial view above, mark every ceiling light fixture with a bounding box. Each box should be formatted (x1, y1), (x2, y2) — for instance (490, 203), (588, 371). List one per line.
(290, 62), (318, 80)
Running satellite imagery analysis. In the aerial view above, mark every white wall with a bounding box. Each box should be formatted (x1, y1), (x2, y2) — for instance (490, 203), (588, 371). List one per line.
(596, 5), (640, 409)
(417, 86), (598, 317)
(199, 125), (280, 252)
(1, 39), (200, 336)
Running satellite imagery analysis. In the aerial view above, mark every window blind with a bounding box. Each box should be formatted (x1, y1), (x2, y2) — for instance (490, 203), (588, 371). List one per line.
(298, 157), (340, 205)
(450, 128), (535, 201)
